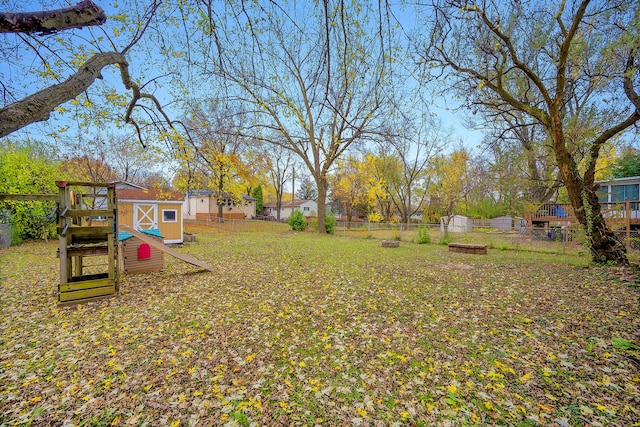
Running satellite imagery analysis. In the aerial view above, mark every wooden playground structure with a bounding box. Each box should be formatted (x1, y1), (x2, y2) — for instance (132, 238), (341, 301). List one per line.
(1, 181), (214, 305)
(57, 181), (119, 304)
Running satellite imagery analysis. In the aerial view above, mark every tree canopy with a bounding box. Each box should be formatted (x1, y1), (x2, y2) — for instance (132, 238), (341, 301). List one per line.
(417, 0), (639, 263)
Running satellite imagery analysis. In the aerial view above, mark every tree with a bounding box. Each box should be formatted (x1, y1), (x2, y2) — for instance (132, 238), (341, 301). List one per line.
(419, 0), (639, 264)
(264, 144), (295, 221)
(472, 113), (563, 207)
(430, 149), (475, 232)
(183, 0), (398, 233)
(180, 101), (251, 219)
(252, 185), (264, 217)
(0, 0), (105, 34)
(0, 142), (60, 243)
(378, 114), (447, 223)
(330, 155), (386, 223)
(0, 1), (176, 143)
(611, 149), (640, 178)
(296, 176), (318, 202)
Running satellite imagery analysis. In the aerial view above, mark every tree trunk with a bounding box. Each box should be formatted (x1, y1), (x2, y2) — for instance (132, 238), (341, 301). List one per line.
(275, 197), (282, 221)
(563, 175), (627, 264)
(552, 117), (628, 264)
(316, 175), (327, 234)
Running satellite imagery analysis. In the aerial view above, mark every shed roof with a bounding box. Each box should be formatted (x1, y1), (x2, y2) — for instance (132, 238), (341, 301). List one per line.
(118, 228), (165, 241)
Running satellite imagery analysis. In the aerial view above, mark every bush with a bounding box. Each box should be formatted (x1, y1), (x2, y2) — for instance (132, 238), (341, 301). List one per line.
(325, 213), (336, 234)
(287, 210), (307, 231)
(439, 232), (453, 245)
(417, 226), (431, 244)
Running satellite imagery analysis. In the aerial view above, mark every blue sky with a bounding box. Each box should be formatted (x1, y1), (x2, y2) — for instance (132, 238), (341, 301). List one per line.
(0, 0), (485, 157)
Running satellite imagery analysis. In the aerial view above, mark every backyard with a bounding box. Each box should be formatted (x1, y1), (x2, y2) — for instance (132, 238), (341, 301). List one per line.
(1, 229), (639, 426)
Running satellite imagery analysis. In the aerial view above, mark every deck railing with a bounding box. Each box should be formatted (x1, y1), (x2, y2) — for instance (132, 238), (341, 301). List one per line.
(527, 201), (640, 228)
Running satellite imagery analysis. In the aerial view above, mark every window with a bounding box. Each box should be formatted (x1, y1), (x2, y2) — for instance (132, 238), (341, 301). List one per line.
(162, 209), (177, 223)
(610, 184), (639, 202)
(596, 186), (608, 202)
(303, 207), (309, 211)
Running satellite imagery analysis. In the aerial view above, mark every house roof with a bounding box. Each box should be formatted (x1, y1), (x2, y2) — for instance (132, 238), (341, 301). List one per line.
(263, 199), (315, 208)
(595, 176), (640, 185)
(117, 188), (184, 201)
(186, 190), (256, 201)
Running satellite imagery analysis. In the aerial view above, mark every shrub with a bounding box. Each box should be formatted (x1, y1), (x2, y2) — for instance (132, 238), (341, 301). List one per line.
(325, 213), (336, 234)
(367, 212), (383, 223)
(417, 226), (431, 244)
(287, 210), (307, 231)
(439, 232), (453, 245)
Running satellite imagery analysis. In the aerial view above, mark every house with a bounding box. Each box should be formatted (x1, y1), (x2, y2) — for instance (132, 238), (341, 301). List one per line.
(184, 190), (256, 220)
(440, 214), (473, 233)
(596, 176), (640, 204)
(525, 176), (640, 231)
(116, 188), (185, 244)
(263, 199), (318, 221)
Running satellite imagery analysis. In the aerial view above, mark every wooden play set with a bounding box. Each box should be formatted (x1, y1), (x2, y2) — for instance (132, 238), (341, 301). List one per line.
(56, 181), (119, 303)
(1, 181), (214, 305)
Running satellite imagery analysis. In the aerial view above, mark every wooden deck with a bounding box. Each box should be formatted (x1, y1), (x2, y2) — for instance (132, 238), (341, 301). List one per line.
(526, 201), (640, 229)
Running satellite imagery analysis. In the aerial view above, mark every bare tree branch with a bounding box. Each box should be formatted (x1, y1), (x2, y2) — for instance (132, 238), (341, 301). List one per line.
(0, 52), (127, 138)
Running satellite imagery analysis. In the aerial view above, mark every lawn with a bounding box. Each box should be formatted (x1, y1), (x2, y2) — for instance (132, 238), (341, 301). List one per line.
(1, 231), (639, 426)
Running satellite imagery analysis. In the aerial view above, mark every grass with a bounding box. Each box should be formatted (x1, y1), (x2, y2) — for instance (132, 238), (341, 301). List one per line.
(1, 230), (639, 425)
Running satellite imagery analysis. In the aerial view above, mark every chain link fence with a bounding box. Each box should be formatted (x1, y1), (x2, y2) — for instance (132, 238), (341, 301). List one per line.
(184, 218), (640, 254)
(0, 223), (10, 249)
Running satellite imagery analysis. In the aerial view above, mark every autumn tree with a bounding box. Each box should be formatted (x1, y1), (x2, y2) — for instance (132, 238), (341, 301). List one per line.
(473, 113), (563, 207)
(418, 0), (639, 264)
(179, 101), (251, 219)
(429, 148), (477, 231)
(330, 155), (386, 223)
(264, 144), (295, 221)
(179, 0), (398, 233)
(377, 113), (448, 223)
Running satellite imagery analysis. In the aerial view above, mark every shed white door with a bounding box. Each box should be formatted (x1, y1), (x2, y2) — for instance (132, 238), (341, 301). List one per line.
(134, 203), (158, 230)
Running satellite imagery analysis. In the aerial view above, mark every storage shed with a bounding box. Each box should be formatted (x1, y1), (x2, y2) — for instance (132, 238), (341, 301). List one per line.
(116, 188), (184, 244)
(118, 228), (164, 275)
(491, 215), (515, 231)
(440, 215), (473, 233)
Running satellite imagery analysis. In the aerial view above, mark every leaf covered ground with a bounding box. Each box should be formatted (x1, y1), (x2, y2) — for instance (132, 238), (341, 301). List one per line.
(1, 231), (639, 426)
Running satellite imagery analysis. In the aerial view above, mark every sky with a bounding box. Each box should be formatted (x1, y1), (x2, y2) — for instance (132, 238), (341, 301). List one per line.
(0, 0), (486, 160)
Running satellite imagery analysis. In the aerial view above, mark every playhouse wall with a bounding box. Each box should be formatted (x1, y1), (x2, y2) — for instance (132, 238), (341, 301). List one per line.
(119, 236), (164, 275)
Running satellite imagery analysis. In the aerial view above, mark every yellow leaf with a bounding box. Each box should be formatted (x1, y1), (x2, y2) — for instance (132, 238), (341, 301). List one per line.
(519, 372), (532, 383)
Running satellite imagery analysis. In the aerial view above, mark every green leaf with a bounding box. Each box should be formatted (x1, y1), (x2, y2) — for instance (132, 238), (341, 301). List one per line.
(612, 337), (637, 350)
